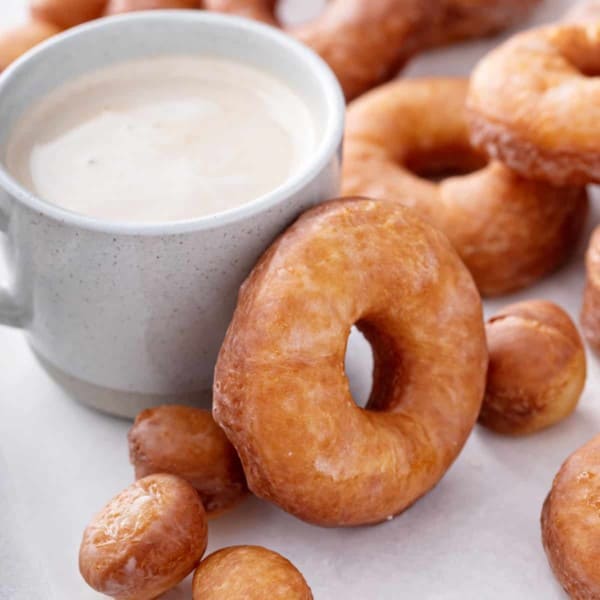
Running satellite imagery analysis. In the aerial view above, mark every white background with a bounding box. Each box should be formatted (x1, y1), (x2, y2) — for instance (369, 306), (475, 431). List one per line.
(0, 1), (596, 598)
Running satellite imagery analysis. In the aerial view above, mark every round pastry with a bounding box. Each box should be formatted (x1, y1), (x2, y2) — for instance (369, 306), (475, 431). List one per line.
(542, 434), (600, 599)
(481, 300), (586, 435)
(192, 546), (313, 599)
(79, 474), (208, 600)
(105, 0), (198, 13)
(342, 78), (588, 296)
(30, 0), (106, 28)
(213, 198), (488, 527)
(581, 227), (600, 352)
(468, 23), (600, 186)
(0, 21), (61, 72)
(128, 405), (248, 517)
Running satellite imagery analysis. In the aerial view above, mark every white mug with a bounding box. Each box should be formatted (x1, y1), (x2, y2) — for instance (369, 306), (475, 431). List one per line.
(0, 12), (344, 417)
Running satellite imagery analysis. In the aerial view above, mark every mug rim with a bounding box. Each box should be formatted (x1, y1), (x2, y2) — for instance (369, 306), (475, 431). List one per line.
(0, 11), (345, 235)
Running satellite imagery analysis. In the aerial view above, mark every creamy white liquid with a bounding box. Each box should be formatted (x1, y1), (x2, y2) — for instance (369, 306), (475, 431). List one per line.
(6, 56), (316, 223)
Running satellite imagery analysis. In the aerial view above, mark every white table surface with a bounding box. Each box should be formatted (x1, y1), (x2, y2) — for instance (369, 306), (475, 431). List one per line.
(0, 1), (595, 598)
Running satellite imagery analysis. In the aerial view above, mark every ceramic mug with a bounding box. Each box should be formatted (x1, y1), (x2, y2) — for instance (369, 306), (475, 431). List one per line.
(0, 12), (344, 417)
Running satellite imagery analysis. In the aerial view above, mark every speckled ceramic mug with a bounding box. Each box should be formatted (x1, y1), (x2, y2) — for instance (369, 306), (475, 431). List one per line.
(0, 12), (344, 417)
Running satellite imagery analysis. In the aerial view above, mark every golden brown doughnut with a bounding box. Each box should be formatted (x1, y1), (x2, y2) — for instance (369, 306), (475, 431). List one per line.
(481, 300), (586, 435)
(79, 474), (207, 600)
(468, 23), (600, 186)
(213, 198), (488, 527)
(581, 227), (600, 352)
(128, 405), (248, 517)
(342, 78), (588, 297)
(30, 0), (106, 29)
(542, 434), (600, 599)
(192, 546), (313, 599)
(0, 21), (61, 72)
(105, 0), (198, 14)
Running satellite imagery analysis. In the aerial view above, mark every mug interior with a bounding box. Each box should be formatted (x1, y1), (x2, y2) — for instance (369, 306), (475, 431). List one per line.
(0, 11), (344, 233)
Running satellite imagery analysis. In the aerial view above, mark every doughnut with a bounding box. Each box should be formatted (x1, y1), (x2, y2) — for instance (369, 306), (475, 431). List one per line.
(213, 198), (488, 527)
(542, 434), (600, 599)
(192, 546), (313, 599)
(105, 0), (198, 13)
(30, 0), (107, 29)
(342, 78), (588, 296)
(79, 474), (207, 600)
(0, 21), (61, 72)
(581, 227), (600, 352)
(128, 405), (248, 517)
(468, 23), (600, 186)
(481, 300), (586, 435)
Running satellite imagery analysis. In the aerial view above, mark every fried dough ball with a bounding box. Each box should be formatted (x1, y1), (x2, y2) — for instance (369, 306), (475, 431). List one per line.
(542, 435), (600, 599)
(79, 474), (208, 599)
(128, 405), (248, 517)
(481, 300), (586, 435)
(192, 546), (313, 599)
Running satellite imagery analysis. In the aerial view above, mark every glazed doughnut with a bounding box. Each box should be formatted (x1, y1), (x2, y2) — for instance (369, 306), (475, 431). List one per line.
(128, 405), (248, 517)
(192, 546), (313, 599)
(213, 198), (488, 527)
(481, 300), (586, 435)
(105, 0), (198, 13)
(581, 227), (600, 352)
(542, 434), (600, 599)
(468, 23), (600, 186)
(342, 78), (588, 296)
(0, 21), (61, 72)
(79, 474), (208, 599)
(30, 0), (107, 29)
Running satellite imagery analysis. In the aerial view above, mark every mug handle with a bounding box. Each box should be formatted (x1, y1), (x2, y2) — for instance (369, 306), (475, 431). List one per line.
(0, 190), (24, 328)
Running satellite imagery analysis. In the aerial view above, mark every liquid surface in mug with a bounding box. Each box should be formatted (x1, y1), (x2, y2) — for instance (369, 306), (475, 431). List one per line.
(6, 56), (316, 223)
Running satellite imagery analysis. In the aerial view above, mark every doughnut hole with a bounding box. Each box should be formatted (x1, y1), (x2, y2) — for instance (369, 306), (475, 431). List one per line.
(79, 474), (208, 600)
(128, 405), (248, 517)
(192, 546), (313, 599)
(480, 300), (586, 435)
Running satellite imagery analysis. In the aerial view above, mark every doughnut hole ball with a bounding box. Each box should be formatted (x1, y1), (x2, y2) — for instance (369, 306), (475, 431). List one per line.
(480, 300), (586, 435)
(192, 546), (313, 600)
